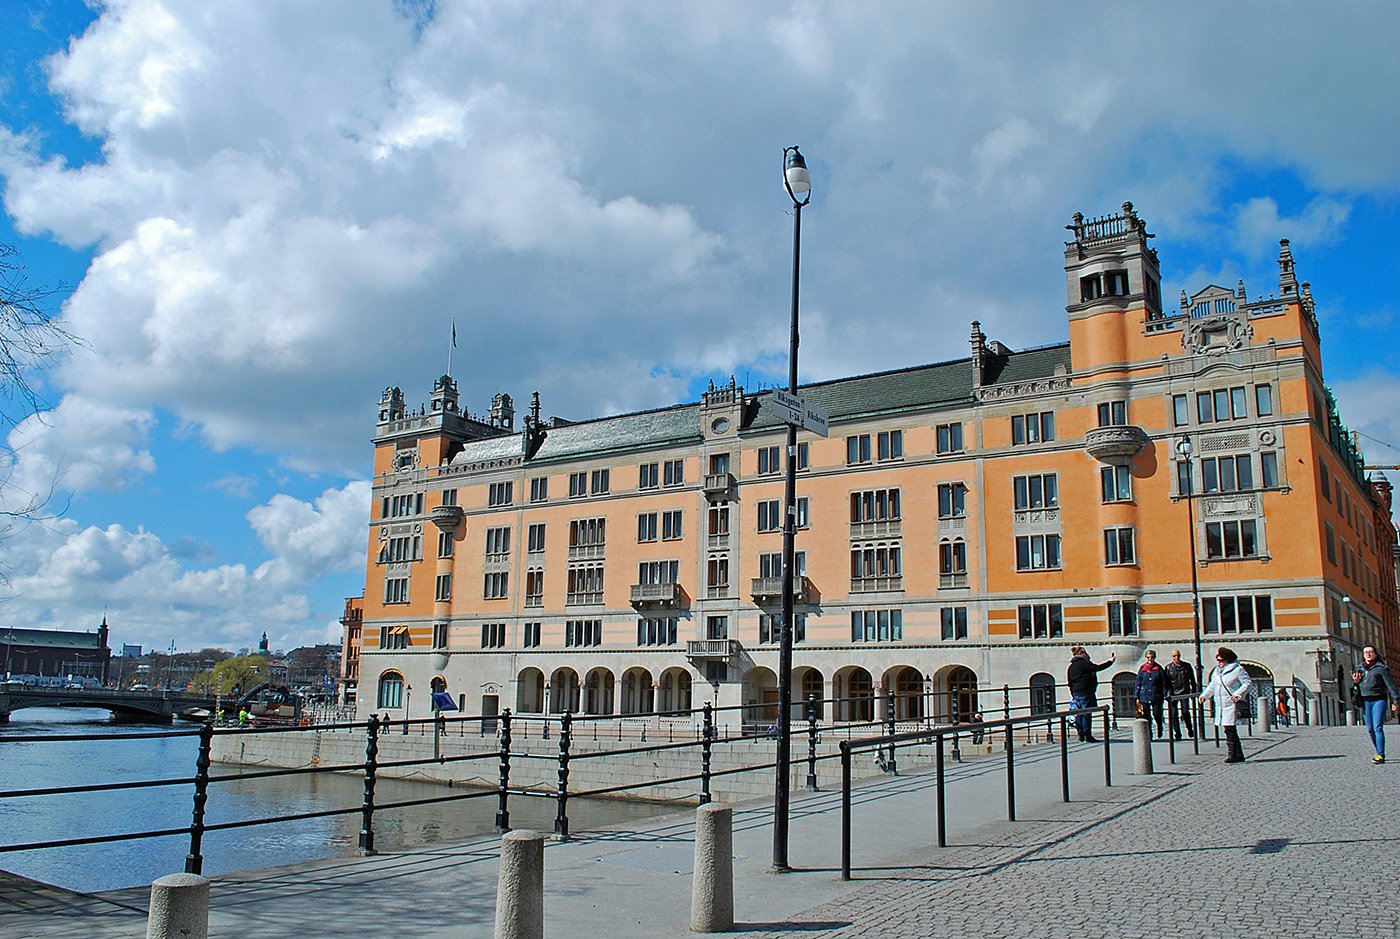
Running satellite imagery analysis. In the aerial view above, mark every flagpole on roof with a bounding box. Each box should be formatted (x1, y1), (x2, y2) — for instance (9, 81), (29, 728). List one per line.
(448, 318), (457, 378)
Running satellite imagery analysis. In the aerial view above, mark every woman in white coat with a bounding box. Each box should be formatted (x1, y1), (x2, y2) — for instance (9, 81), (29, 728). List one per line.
(1199, 645), (1255, 764)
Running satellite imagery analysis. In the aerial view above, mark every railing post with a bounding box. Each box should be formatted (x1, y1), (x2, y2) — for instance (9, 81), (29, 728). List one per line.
(1059, 714), (1069, 802)
(1167, 700), (1177, 764)
(805, 695), (820, 790)
(496, 709), (513, 833)
(1001, 684), (1011, 750)
(1192, 697), (1201, 755)
(554, 711), (572, 840)
(884, 691), (898, 775)
(359, 714), (380, 855)
(935, 732), (947, 847)
(184, 720), (213, 874)
(1102, 707), (1112, 787)
(1004, 720), (1016, 821)
(950, 695), (962, 763)
(840, 742), (852, 881)
(700, 702), (713, 805)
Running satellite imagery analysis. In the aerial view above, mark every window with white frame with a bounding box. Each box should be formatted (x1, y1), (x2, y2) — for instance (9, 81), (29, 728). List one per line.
(662, 509), (683, 540)
(485, 527), (511, 558)
(757, 445), (781, 476)
(524, 568), (544, 607)
(1011, 411), (1055, 445)
(758, 551), (806, 578)
(708, 502), (730, 537)
(757, 500), (782, 532)
(432, 622), (448, 648)
(638, 617), (678, 646)
(850, 488), (901, 523)
(1013, 473), (1059, 510)
(437, 530), (453, 559)
(1104, 527), (1136, 565)
(878, 430), (903, 461)
(1107, 600), (1138, 636)
(1015, 534), (1062, 570)
(1205, 519), (1260, 559)
(434, 573), (452, 601)
(566, 565), (604, 604)
(637, 560), (679, 585)
(936, 422), (964, 454)
(488, 481), (513, 507)
(1196, 386), (1249, 424)
(523, 622), (541, 648)
(938, 482), (967, 518)
(527, 523), (546, 554)
(637, 512), (658, 542)
(846, 434), (872, 465)
(483, 571), (509, 599)
(480, 623), (506, 648)
(591, 469), (610, 495)
(568, 472), (587, 498)
(384, 577), (409, 604)
(1201, 455), (1253, 493)
(759, 612), (806, 644)
(529, 476), (548, 503)
(850, 543), (902, 588)
(378, 534), (422, 564)
(639, 462), (659, 489)
(565, 619), (602, 647)
(663, 459), (684, 487)
(1096, 401), (1127, 427)
(1017, 603), (1064, 639)
(850, 608), (902, 642)
(1100, 464), (1132, 503)
(1202, 595), (1274, 633)
(941, 607), (968, 641)
(382, 493), (424, 519)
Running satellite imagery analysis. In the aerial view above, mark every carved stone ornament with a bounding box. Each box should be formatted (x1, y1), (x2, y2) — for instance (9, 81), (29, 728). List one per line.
(978, 376), (1071, 402)
(1183, 314), (1252, 355)
(1258, 429), (1276, 447)
(1084, 425), (1150, 462)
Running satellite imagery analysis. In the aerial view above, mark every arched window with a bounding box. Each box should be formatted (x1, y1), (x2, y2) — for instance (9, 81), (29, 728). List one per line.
(893, 667), (924, 721)
(659, 668), (692, 713)
(377, 671), (404, 709)
(801, 669), (824, 720)
(842, 668), (874, 723)
(947, 666), (978, 721)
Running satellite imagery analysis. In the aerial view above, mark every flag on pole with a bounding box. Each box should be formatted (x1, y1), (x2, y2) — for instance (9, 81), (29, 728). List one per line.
(451, 320), (457, 348)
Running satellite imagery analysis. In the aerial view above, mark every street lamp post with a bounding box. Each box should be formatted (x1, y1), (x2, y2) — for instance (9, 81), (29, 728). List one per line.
(165, 640), (177, 690)
(1176, 436), (1205, 737)
(773, 145), (811, 872)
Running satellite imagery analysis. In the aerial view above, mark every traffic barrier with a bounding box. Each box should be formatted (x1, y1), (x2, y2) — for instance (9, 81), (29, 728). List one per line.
(690, 804), (734, 932)
(494, 830), (545, 939)
(146, 872), (209, 939)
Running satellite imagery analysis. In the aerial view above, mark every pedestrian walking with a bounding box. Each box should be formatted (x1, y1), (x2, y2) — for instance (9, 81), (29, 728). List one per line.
(1163, 649), (1197, 739)
(1199, 646), (1254, 764)
(1275, 688), (1291, 728)
(1067, 646), (1116, 743)
(1351, 645), (1400, 764)
(1134, 649), (1167, 738)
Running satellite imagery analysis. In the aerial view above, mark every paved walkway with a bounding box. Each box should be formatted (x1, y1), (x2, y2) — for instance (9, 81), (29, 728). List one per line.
(3, 723), (1396, 936)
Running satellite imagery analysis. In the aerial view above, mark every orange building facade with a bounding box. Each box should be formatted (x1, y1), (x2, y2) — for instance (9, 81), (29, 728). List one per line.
(354, 204), (1397, 729)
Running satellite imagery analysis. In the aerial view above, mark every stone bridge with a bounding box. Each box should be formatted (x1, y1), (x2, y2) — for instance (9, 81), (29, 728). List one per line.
(0, 686), (220, 724)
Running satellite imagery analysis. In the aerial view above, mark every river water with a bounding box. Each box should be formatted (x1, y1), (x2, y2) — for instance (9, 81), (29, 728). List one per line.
(0, 707), (674, 894)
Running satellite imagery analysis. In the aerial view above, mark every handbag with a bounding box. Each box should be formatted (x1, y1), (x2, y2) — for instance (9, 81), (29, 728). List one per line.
(1134, 701), (1145, 719)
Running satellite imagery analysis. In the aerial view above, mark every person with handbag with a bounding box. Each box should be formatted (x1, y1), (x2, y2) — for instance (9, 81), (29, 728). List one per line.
(1133, 650), (1168, 738)
(1199, 646), (1254, 764)
(1351, 645), (1400, 764)
(1067, 646), (1115, 743)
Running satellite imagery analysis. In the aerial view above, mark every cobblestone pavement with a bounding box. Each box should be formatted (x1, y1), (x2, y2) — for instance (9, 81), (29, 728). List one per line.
(738, 725), (1399, 938)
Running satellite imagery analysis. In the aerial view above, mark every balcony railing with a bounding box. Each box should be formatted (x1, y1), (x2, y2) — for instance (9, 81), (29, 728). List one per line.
(850, 575), (903, 593)
(850, 519), (901, 540)
(565, 591), (603, 606)
(1084, 425), (1149, 461)
(567, 544), (605, 561)
(750, 575), (810, 603)
(703, 473), (735, 497)
(939, 572), (969, 589)
(428, 505), (464, 531)
(686, 638), (740, 660)
(630, 582), (682, 607)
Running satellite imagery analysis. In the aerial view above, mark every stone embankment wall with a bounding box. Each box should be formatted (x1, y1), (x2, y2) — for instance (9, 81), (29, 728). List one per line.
(209, 721), (1038, 803)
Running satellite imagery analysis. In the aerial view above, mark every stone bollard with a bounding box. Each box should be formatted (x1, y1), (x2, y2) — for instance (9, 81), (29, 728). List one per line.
(1132, 719), (1153, 776)
(1348, 709), (1359, 726)
(147, 872), (210, 939)
(1259, 702), (1272, 733)
(495, 830), (546, 939)
(690, 803), (734, 933)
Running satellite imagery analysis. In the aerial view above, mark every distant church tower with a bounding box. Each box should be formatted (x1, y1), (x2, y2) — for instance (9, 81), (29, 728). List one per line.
(258, 632), (269, 655)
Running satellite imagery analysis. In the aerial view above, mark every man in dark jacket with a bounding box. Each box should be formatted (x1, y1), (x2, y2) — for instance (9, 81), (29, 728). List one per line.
(1163, 649), (1197, 740)
(1134, 650), (1168, 738)
(1067, 646), (1116, 742)
(1352, 645), (1400, 764)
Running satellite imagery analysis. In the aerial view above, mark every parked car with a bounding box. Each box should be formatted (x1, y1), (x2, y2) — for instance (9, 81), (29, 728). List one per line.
(129, 683), (152, 692)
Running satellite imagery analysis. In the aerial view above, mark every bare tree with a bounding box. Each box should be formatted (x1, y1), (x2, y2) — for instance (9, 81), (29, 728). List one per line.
(1, 242), (76, 534)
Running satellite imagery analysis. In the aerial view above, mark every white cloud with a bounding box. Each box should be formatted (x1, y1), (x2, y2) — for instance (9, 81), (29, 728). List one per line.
(1231, 196), (1351, 259)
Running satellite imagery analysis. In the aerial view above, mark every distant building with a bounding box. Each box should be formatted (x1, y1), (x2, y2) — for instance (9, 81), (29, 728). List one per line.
(355, 204), (1398, 729)
(340, 596), (363, 706)
(3, 617), (112, 684)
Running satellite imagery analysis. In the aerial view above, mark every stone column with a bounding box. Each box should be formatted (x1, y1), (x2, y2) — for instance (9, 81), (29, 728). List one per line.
(690, 804), (734, 932)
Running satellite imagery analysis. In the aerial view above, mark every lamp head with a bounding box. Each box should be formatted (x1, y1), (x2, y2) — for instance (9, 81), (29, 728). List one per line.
(784, 146), (812, 206)
(1176, 435), (1193, 457)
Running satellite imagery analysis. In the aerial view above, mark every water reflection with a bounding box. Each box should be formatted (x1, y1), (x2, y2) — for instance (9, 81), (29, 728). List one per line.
(0, 708), (675, 893)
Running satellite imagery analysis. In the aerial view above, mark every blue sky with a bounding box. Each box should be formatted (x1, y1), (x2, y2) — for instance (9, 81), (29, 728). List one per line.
(2, 1), (1398, 655)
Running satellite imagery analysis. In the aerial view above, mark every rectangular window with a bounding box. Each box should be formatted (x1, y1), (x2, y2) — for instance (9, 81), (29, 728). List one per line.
(758, 613), (806, 644)
(1255, 384), (1274, 417)
(435, 573), (452, 601)
(565, 565), (605, 604)
(940, 607), (968, 641)
(1013, 473), (1059, 510)
(1206, 520), (1259, 559)
(1016, 603), (1064, 639)
(639, 462), (659, 489)
(796, 497), (810, 529)
(485, 527), (511, 557)
(706, 615), (729, 640)
(637, 617), (679, 647)
(378, 534), (422, 563)
(878, 430), (903, 461)
(846, 434), (872, 465)
(1201, 455), (1253, 493)
(379, 625), (409, 650)
(758, 445), (781, 476)
(850, 488), (902, 523)
(758, 551), (806, 578)
(663, 459), (684, 487)
(796, 442), (810, 471)
(1326, 523), (1336, 563)
(938, 539), (967, 576)
(936, 422), (964, 454)
(432, 622), (448, 648)
(1096, 401), (1127, 427)
(708, 453), (730, 475)
(707, 555), (730, 593)
(480, 623), (506, 649)
(569, 472), (587, 498)
(384, 577), (409, 604)
(1197, 387), (1249, 423)
(937, 482), (967, 518)
(1203, 595), (1274, 633)
(1230, 386), (1248, 419)
(1260, 452), (1279, 488)
(757, 499), (782, 532)
(850, 543), (902, 586)
(850, 609), (903, 642)
(637, 560), (679, 585)
(483, 571), (509, 599)
(438, 530), (453, 559)
(708, 502), (730, 537)
(637, 512), (658, 542)
(1107, 600), (1139, 637)
(1104, 527), (1136, 565)
(591, 469), (610, 495)
(661, 509), (683, 540)
(1100, 464), (1132, 503)
(382, 492), (425, 519)
(1319, 461), (1331, 501)
(488, 481), (513, 507)
(527, 523), (546, 554)
(1011, 411), (1055, 445)
(523, 622), (541, 648)
(524, 569), (544, 607)
(564, 619), (602, 648)
(1172, 394), (1189, 427)
(1015, 534), (1062, 571)
(529, 477), (548, 503)
(441, 489), (457, 507)
(568, 518), (606, 549)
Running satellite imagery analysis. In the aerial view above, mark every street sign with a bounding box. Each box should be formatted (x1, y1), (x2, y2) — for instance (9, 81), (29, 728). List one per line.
(771, 390), (830, 437)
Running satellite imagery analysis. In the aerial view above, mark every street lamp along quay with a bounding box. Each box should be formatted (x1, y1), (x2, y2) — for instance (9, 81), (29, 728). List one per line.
(1175, 435), (1206, 737)
(772, 145), (811, 872)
